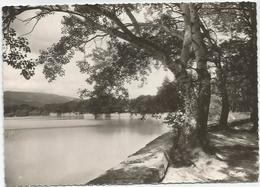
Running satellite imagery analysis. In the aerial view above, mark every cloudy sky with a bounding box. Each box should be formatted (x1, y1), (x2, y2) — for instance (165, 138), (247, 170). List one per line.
(3, 9), (174, 99)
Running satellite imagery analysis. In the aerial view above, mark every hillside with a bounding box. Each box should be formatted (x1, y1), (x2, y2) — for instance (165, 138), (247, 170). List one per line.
(4, 91), (77, 107)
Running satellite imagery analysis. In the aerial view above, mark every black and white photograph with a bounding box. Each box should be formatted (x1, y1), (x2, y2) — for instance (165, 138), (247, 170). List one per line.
(1, 0), (259, 186)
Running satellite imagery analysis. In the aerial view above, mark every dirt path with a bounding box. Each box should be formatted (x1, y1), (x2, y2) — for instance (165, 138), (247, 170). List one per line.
(162, 122), (258, 183)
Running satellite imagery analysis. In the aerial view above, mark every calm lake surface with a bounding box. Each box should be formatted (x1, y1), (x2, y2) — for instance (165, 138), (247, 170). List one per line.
(4, 117), (169, 186)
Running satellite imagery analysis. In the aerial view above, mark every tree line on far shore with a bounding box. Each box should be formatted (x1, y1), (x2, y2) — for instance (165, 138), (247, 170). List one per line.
(4, 77), (181, 117)
(5, 73), (251, 119)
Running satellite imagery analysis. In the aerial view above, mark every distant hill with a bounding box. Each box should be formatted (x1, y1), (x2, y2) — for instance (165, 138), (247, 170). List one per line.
(4, 91), (78, 107)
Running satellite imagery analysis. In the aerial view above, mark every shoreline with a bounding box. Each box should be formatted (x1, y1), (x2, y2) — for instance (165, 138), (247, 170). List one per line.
(87, 131), (173, 185)
(4, 117), (169, 186)
(87, 117), (257, 185)
(3, 113), (168, 130)
(4, 118), (167, 131)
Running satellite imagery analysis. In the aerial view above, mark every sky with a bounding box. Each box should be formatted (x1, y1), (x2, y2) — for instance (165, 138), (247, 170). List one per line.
(3, 10), (174, 99)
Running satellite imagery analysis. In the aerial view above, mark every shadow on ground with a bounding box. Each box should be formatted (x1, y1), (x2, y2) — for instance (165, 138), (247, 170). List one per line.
(162, 121), (258, 183)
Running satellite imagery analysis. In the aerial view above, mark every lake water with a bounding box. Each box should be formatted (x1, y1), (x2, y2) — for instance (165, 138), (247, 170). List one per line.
(4, 117), (169, 186)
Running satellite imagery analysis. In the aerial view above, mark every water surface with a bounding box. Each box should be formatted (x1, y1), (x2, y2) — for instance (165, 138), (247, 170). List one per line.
(4, 117), (169, 186)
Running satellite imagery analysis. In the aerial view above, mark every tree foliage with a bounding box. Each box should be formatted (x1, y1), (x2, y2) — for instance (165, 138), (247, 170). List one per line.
(3, 28), (35, 79)
(129, 77), (182, 115)
(2, 2), (258, 152)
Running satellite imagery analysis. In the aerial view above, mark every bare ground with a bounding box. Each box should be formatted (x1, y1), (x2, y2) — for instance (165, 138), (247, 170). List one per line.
(162, 122), (259, 183)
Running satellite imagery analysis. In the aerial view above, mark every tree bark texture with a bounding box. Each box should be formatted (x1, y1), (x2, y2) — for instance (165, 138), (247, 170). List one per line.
(215, 62), (230, 129)
(219, 90), (229, 128)
(189, 4), (211, 150)
(170, 4), (212, 165)
(247, 3), (258, 132)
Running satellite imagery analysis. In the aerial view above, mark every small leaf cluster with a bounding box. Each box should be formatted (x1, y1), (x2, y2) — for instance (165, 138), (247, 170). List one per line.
(163, 110), (187, 128)
(3, 28), (35, 79)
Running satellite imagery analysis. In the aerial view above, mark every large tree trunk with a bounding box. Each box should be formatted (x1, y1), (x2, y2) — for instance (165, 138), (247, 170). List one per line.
(250, 104), (258, 133)
(249, 56), (258, 133)
(216, 65), (230, 129)
(249, 51), (258, 133)
(169, 4), (212, 165)
(248, 3), (258, 133)
(189, 4), (211, 150)
(219, 90), (229, 128)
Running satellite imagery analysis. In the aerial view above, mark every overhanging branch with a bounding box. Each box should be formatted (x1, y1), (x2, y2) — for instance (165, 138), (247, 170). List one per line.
(85, 34), (108, 44)
(20, 18), (40, 37)
(123, 5), (140, 36)
(3, 5), (185, 79)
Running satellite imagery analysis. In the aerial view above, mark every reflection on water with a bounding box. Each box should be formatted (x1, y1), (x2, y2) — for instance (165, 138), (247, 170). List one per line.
(4, 118), (169, 186)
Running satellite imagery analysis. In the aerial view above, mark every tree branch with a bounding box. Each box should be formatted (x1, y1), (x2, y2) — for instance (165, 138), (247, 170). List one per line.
(123, 5), (140, 36)
(83, 5), (135, 38)
(3, 5), (184, 79)
(20, 18), (40, 37)
(84, 34), (108, 45)
(160, 24), (184, 40)
(122, 22), (184, 40)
